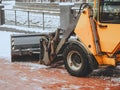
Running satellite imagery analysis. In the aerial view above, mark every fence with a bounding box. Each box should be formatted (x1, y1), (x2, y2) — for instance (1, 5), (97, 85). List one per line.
(1, 4), (80, 31)
(3, 9), (60, 30)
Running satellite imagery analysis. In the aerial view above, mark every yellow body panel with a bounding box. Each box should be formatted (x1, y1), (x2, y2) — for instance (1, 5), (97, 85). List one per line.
(74, 8), (119, 66)
(97, 24), (120, 54)
(74, 9), (97, 55)
(95, 55), (116, 66)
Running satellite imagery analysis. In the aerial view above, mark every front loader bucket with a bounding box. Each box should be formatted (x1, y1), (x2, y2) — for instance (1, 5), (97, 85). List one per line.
(11, 30), (63, 65)
(11, 33), (48, 63)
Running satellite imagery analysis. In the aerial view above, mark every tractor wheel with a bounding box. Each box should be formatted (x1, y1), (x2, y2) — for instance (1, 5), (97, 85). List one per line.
(63, 44), (92, 77)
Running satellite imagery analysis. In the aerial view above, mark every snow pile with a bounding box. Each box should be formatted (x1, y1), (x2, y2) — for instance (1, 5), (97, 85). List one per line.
(0, 31), (20, 60)
(2, 0), (15, 9)
(0, 31), (13, 59)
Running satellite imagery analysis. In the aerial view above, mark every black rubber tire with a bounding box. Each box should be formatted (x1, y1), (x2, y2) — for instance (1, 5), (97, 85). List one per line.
(63, 43), (92, 77)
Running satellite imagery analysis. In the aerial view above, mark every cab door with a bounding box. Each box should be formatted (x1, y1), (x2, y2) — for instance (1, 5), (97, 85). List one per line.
(97, 0), (120, 54)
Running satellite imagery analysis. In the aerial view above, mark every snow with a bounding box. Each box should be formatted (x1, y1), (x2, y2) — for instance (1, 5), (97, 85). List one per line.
(2, 0), (15, 9)
(20, 76), (28, 81)
(59, 2), (74, 6)
(69, 85), (82, 89)
(0, 31), (13, 59)
(105, 88), (110, 90)
(0, 24), (57, 32)
(34, 87), (45, 90)
(32, 77), (67, 84)
(111, 77), (120, 83)
(0, 1), (19, 60)
(61, 84), (94, 90)
(0, 80), (7, 84)
(0, 31), (20, 60)
(14, 62), (49, 70)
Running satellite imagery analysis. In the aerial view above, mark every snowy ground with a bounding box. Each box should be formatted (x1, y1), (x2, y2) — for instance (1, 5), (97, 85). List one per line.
(0, 58), (120, 90)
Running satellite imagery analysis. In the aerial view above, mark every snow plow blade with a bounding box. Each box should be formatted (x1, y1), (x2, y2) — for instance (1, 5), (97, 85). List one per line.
(11, 32), (54, 63)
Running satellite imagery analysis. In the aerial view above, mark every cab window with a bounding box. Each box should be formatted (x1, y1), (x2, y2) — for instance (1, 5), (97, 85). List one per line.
(99, 0), (120, 24)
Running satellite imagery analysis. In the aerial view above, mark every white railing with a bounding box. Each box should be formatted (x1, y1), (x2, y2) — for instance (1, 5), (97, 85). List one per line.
(3, 9), (60, 30)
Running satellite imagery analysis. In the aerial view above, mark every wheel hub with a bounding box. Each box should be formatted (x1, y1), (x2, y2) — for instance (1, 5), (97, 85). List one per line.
(67, 51), (82, 71)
